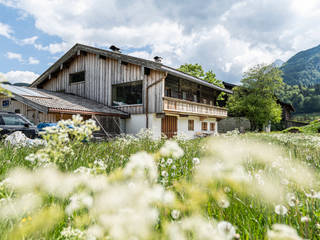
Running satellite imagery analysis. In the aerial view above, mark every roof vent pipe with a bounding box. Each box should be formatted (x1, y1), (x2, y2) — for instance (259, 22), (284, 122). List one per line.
(109, 45), (121, 53)
(154, 56), (162, 63)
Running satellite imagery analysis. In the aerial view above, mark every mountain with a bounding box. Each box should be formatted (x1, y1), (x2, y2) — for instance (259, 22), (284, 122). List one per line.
(281, 45), (320, 86)
(272, 59), (284, 68)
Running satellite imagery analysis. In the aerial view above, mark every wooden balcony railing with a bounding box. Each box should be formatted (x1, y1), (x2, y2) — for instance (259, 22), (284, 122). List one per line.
(163, 96), (228, 118)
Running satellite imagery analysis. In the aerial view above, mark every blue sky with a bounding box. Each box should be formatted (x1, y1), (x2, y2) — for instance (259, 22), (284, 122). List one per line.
(0, 0), (320, 84)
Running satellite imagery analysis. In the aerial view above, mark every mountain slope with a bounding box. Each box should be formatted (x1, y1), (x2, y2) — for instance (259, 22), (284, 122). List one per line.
(281, 45), (320, 86)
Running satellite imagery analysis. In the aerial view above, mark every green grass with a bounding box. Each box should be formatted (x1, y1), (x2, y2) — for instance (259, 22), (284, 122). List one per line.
(0, 133), (320, 239)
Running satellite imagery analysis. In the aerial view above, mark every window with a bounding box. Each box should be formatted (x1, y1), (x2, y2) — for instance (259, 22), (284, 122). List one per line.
(188, 120), (194, 131)
(2, 100), (9, 107)
(144, 67), (150, 75)
(210, 122), (215, 132)
(0, 115), (27, 126)
(166, 88), (172, 97)
(112, 81), (143, 106)
(15, 109), (20, 114)
(182, 91), (187, 100)
(69, 71), (85, 84)
(201, 122), (208, 131)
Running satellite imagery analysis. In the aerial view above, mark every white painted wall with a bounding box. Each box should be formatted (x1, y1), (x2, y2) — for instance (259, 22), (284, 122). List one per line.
(176, 115), (217, 139)
(125, 114), (146, 135)
(126, 113), (218, 139)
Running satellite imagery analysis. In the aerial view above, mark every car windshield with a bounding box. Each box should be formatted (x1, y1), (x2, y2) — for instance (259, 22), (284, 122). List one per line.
(0, 115), (28, 126)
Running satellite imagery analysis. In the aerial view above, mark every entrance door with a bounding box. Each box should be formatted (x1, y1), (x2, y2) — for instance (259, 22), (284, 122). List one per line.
(161, 115), (177, 138)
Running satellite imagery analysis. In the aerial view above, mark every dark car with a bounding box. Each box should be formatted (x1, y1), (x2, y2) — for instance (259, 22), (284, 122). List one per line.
(0, 112), (39, 139)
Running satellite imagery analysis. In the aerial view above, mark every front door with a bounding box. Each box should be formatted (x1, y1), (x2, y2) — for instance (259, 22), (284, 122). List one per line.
(161, 115), (177, 138)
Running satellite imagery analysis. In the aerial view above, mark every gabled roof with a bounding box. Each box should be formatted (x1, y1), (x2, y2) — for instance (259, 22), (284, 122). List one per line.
(1, 85), (129, 118)
(30, 43), (232, 94)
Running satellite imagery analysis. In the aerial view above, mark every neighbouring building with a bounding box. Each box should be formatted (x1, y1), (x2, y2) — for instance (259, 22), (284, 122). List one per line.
(0, 44), (232, 138)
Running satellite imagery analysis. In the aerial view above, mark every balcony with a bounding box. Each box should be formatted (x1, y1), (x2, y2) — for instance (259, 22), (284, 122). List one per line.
(163, 96), (228, 118)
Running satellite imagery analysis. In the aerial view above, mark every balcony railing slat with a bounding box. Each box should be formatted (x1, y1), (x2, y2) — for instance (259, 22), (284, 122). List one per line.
(163, 97), (227, 118)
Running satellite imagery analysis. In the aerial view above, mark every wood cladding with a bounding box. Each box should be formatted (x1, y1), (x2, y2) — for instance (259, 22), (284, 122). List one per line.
(42, 53), (165, 115)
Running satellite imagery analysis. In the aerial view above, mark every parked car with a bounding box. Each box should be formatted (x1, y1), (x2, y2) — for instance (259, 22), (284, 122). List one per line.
(0, 112), (39, 139)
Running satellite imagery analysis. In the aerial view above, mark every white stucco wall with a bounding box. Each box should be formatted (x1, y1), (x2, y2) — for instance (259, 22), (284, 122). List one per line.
(126, 113), (218, 139)
(176, 115), (217, 139)
(125, 114), (146, 135)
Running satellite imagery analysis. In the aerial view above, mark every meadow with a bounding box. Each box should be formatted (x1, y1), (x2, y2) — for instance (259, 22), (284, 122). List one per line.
(0, 117), (320, 239)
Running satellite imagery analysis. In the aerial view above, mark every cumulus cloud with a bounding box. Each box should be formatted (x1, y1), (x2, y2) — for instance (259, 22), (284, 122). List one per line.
(1, 0), (320, 82)
(6, 52), (23, 62)
(6, 52), (39, 65)
(20, 36), (38, 45)
(0, 22), (13, 39)
(28, 56), (39, 64)
(0, 70), (39, 84)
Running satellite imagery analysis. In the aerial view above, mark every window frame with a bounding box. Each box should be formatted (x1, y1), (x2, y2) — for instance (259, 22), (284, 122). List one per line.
(188, 119), (194, 131)
(112, 80), (143, 106)
(201, 122), (208, 131)
(69, 71), (85, 84)
(210, 122), (215, 132)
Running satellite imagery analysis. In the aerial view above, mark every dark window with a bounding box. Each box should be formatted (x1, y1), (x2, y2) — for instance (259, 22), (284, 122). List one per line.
(166, 88), (172, 97)
(201, 122), (208, 131)
(112, 81), (143, 106)
(144, 67), (150, 75)
(210, 122), (215, 132)
(99, 55), (106, 60)
(15, 109), (20, 113)
(2, 100), (9, 107)
(0, 115), (27, 126)
(121, 61), (129, 65)
(188, 120), (194, 131)
(69, 71), (85, 84)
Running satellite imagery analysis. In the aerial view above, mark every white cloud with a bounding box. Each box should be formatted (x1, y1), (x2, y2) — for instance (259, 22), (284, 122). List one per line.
(6, 52), (39, 65)
(34, 42), (70, 54)
(20, 36), (38, 45)
(0, 22), (13, 39)
(6, 52), (23, 62)
(1, 0), (320, 82)
(28, 56), (39, 64)
(0, 70), (39, 84)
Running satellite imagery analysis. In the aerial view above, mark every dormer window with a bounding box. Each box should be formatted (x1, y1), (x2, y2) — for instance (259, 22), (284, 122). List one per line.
(69, 71), (85, 84)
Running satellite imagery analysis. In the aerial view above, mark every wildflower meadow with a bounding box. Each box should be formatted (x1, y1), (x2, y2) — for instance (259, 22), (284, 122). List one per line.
(0, 116), (320, 239)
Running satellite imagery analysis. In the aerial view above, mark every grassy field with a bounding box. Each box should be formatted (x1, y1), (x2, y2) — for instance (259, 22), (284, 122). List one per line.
(0, 119), (320, 239)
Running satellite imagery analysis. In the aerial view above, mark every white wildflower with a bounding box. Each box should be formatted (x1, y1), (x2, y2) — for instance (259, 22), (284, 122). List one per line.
(217, 221), (236, 239)
(218, 199), (230, 208)
(301, 216), (311, 223)
(161, 171), (169, 178)
(160, 140), (184, 159)
(275, 205), (288, 215)
(171, 209), (180, 220)
(267, 224), (302, 240)
(166, 158), (173, 166)
(192, 157), (200, 165)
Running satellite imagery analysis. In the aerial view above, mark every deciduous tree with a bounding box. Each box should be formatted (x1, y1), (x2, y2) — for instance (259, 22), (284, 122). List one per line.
(227, 64), (283, 131)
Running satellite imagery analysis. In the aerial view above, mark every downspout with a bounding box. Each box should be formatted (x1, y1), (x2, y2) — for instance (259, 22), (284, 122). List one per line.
(146, 72), (167, 128)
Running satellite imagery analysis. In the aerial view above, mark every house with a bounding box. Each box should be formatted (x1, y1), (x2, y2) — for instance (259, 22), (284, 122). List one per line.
(0, 44), (231, 138)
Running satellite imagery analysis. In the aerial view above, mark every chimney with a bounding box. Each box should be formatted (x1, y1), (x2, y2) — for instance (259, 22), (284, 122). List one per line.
(154, 56), (162, 63)
(109, 45), (121, 53)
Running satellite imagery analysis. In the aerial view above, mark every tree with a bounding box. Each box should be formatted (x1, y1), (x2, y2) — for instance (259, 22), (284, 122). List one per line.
(227, 64), (283, 131)
(178, 63), (205, 79)
(178, 63), (225, 102)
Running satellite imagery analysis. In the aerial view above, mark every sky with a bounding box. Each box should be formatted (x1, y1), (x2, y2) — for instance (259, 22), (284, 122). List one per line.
(0, 0), (320, 85)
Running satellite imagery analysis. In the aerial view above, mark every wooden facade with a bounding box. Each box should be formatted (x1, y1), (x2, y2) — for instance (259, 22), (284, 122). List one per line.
(40, 52), (166, 115)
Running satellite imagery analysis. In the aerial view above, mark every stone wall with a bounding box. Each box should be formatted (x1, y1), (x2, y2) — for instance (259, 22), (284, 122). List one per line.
(218, 117), (251, 133)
